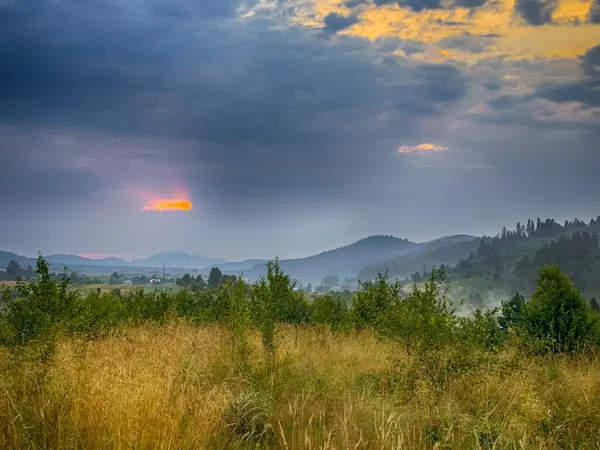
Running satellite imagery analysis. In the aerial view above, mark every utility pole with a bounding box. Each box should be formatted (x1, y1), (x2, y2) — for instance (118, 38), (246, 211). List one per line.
(163, 263), (166, 281)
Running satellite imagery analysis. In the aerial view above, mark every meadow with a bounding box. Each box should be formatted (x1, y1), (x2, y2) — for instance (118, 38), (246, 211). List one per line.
(3, 322), (600, 449)
(2, 257), (600, 449)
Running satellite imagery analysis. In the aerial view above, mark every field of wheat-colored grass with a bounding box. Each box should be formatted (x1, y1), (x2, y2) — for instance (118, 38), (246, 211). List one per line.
(2, 320), (600, 449)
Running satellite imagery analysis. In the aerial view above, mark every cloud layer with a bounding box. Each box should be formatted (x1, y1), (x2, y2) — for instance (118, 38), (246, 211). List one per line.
(0, 0), (599, 259)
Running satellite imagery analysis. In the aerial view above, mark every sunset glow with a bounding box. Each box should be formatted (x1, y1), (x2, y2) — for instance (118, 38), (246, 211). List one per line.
(399, 143), (449, 154)
(143, 199), (193, 211)
(135, 186), (193, 212)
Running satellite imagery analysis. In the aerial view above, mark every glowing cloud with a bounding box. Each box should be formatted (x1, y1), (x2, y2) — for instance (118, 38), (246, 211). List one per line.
(399, 143), (449, 154)
(131, 185), (193, 212)
(143, 199), (193, 211)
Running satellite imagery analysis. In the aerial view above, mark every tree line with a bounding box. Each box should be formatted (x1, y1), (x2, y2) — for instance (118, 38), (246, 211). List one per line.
(1, 254), (599, 365)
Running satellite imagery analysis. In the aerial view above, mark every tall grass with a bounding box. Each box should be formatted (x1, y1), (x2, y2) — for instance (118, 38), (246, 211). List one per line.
(2, 320), (600, 449)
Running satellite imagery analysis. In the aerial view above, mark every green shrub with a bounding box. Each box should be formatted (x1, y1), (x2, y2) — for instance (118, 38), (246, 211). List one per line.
(523, 265), (598, 354)
(311, 294), (350, 332)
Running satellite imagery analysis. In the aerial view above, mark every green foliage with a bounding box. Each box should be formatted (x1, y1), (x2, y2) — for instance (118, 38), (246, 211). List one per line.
(378, 269), (458, 355)
(249, 259), (299, 359)
(224, 276), (252, 373)
(498, 292), (526, 332)
(311, 294), (350, 332)
(250, 277), (277, 359)
(0, 254), (80, 348)
(460, 307), (504, 353)
(208, 267), (223, 289)
(522, 265), (598, 354)
(352, 271), (400, 329)
(3, 254), (600, 366)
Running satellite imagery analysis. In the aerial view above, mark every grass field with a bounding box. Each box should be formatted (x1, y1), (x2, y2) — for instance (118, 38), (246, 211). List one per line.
(2, 320), (600, 449)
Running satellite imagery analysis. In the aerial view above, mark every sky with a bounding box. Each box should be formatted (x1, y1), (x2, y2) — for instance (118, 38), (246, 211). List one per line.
(0, 0), (599, 261)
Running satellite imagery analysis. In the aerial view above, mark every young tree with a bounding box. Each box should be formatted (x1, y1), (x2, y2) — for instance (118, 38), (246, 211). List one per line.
(498, 292), (526, 332)
(6, 260), (21, 280)
(312, 294), (349, 332)
(352, 271), (400, 329)
(224, 276), (252, 373)
(208, 267), (223, 289)
(250, 259), (297, 360)
(524, 265), (597, 353)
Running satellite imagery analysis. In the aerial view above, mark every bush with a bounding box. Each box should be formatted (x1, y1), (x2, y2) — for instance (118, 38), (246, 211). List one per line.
(311, 294), (350, 332)
(0, 255), (80, 347)
(352, 271), (400, 329)
(522, 265), (598, 354)
(378, 269), (458, 355)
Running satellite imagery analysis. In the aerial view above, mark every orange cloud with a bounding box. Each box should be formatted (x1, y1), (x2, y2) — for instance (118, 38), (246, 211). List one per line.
(130, 185), (193, 212)
(268, 0), (600, 64)
(143, 199), (193, 211)
(399, 143), (449, 153)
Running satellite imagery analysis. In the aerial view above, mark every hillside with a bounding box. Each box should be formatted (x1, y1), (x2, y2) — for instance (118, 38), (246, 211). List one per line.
(208, 259), (268, 273)
(46, 254), (128, 267)
(136, 252), (226, 269)
(357, 235), (479, 281)
(232, 235), (418, 284)
(0, 250), (36, 269)
(445, 217), (600, 305)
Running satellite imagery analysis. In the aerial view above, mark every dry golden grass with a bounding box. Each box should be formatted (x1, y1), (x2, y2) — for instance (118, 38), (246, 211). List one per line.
(2, 321), (600, 449)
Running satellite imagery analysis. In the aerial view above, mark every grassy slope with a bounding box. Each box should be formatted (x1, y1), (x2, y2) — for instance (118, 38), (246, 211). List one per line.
(2, 321), (600, 449)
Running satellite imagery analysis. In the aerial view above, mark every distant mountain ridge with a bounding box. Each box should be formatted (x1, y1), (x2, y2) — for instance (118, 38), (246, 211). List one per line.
(46, 254), (129, 267)
(206, 259), (269, 273)
(135, 252), (226, 269)
(357, 235), (479, 281)
(226, 235), (419, 283)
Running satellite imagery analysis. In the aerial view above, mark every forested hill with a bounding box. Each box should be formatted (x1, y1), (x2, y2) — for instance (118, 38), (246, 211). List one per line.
(231, 235), (418, 283)
(357, 235), (479, 281)
(445, 216), (600, 303)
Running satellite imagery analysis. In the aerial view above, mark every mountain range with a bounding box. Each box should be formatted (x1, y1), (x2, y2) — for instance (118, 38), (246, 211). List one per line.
(218, 235), (455, 284)
(3, 216), (598, 291)
(0, 234), (475, 282)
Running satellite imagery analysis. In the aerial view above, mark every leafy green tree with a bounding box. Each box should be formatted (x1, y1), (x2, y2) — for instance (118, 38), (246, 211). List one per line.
(352, 271), (400, 329)
(498, 293), (526, 332)
(195, 274), (207, 289)
(320, 274), (340, 288)
(312, 294), (349, 332)
(208, 267), (223, 289)
(223, 276), (252, 373)
(177, 273), (194, 288)
(378, 269), (457, 355)
(524, 265), (597, 354)
(249, 259), (297, 359)
(1, 254), (79, 349)
(6, 260), (21, 280)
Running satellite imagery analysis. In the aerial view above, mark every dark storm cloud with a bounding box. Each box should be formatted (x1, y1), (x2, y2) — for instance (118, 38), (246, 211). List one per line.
(450, 0), (487, 8)
(487, 95), (523, 110)
(0, 167), (102, 208)
(514, 0), (556, 26)
(535, 45), (600, 107)
(373, 0), (443, 11)
(590, 0), (600, 23)
(323, 12), (359, 32)
(0, 0), (470, 217)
